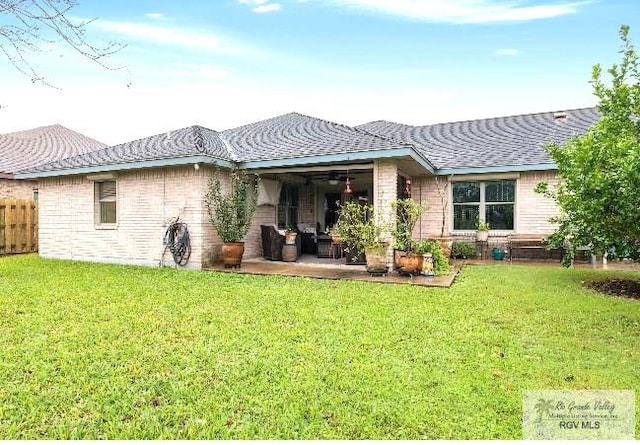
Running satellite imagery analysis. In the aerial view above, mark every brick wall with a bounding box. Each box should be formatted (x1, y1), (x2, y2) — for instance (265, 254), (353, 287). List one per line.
(0, 178), (38, 200)
(415, 170), (561, 240)
(39, 165), (211, 269)
(373, 160), (398, 264)
(516, 170), (559, 234)
(414, 176), (448, 239)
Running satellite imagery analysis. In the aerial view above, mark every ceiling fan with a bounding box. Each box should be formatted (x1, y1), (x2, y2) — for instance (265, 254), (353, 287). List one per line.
(313, 171), (355, 185)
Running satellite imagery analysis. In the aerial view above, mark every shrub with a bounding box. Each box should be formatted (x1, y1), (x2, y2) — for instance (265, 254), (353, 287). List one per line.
(413, 240), (451, 276)
(452, 240), (476, 259)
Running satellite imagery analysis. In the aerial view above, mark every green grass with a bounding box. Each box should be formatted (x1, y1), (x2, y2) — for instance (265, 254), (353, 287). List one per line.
(0, 254), (638, 439)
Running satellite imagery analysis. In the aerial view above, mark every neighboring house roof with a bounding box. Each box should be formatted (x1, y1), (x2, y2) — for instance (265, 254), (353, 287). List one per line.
(23, 125), (233, 174)
(221, 112), (411, 162)
(0, 124), (107, 175)
(357, 107), (600, 172)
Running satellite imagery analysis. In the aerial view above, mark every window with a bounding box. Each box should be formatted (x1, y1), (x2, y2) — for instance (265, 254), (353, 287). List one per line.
(277, 184), (298, 229)
(95, 181), (117, 225)
(453, 180), (515, 230)
(32, 189), (39, 201)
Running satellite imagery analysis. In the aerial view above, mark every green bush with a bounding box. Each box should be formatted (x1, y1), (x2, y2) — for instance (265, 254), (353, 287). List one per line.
(452, 240), (476, 259)
(413, 240), (451, 276)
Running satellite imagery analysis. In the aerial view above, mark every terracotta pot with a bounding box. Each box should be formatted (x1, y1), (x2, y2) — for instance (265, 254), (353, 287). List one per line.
(222, 242), (245, 268)
(398, 252), (423, 275)
(434, 236), (454, 258)
(393, 249), (408, 270)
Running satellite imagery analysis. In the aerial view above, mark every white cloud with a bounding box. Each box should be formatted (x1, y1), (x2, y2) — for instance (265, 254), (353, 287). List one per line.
(238, 0), (283, 13)
(495, 48), (520, 56)
(322, 0), (586, 24)
(145, 12), (164, 19)
(253, 3), (282, 13)
(92, 20), (251, 54)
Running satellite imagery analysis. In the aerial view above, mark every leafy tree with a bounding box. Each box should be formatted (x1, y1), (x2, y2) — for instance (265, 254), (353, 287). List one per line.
(1, 0), (124, 86)
(536, 25), (640, 266)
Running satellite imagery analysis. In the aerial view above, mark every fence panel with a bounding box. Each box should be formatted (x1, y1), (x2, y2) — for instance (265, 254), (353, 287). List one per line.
(0, 199), (38, 254)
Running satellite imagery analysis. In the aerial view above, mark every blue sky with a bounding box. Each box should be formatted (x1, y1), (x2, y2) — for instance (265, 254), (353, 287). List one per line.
(1, 0), (639, 144)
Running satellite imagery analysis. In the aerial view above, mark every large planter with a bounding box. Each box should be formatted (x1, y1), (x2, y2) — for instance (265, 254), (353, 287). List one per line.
(393, 249), (408, 270)
(398, 252), (424, 275)
(364, 245), (388, 274)
(222, 242), (245, 268)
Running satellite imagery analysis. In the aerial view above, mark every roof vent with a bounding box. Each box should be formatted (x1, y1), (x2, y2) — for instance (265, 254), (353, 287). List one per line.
(553, 111), (567, 121)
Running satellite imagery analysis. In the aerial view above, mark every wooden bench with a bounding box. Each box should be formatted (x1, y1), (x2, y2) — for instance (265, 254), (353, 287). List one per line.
(508, 234), (561, 262)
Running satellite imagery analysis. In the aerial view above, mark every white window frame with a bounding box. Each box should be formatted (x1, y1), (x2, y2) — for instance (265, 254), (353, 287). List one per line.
(451, 178), (517, 233)
(94, 180), (118, 228)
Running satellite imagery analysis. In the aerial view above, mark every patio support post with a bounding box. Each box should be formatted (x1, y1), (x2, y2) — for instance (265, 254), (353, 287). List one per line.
(373, 159), (398, 267)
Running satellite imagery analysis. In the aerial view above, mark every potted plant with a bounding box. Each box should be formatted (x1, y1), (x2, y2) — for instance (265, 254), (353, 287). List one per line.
(414, 239), (452, 276)
(204, 167), (259, 267)
(284, 226), (297, 245)
(390, 198), (428, 270)
(476, 221), (490, 242)
(333, 201), (391, 273)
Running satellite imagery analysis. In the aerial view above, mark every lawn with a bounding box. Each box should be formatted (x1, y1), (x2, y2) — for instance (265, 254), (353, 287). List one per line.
(0, 255), (638, 439)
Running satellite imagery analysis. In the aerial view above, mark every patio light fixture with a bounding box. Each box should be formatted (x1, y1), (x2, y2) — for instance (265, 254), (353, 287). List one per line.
(343, 177), (352, 195)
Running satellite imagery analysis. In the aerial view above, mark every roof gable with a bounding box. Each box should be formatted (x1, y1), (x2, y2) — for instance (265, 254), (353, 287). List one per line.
(24, 125), (233, 174)
(221, 112), (410, 162)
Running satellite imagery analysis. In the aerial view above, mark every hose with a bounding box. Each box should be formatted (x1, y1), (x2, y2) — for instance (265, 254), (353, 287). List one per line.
(162, 218), (191, 266)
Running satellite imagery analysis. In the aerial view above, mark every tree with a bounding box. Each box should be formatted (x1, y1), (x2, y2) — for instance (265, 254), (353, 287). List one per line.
(536, 25), (640, 266)
(0, 0), (124, 86)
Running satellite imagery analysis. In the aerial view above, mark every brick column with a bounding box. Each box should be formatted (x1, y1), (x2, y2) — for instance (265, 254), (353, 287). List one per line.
(373, 159), (398, 266)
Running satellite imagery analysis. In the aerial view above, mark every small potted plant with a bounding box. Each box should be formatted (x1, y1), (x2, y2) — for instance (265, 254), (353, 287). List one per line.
(413, 239), (452, 276)
(284, 226), (297, 245)
(476, 221), (490, 242)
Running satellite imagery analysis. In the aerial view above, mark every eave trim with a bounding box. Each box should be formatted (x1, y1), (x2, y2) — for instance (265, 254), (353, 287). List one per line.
(436, 163), (557, 176)
(14, 155), (235, 179)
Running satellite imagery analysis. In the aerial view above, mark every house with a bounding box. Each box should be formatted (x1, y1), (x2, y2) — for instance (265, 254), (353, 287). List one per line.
(0, 124), (107, 199)
(16, 107), (600, 269)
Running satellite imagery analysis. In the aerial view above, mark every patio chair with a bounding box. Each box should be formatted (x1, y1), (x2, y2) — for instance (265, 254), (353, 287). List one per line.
(261, 225), (285, 260)
(260, 225), (301, 260)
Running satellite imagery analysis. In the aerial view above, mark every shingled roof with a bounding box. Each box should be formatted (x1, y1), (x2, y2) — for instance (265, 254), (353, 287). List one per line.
(16, 107), (602, 178)
(357, 107), (600, 170)
(0, 124), (107, 175)
(221, 112), (411, 162)
(24, 125), (233, 174)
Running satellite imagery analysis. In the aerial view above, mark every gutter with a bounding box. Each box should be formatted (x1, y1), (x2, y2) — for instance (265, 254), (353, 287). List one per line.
(15, 155), (235, 179)
(435, 163), (557, 176)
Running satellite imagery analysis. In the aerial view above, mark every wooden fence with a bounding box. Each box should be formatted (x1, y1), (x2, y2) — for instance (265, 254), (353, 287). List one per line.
(0, 199), (38, 254)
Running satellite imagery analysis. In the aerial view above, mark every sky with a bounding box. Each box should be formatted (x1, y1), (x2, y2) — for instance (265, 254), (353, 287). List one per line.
(1, 0), (639, 145)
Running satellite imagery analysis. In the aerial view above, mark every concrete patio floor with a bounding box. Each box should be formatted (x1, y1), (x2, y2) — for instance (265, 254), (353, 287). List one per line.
(205, 254), (459, 288)
(205, 254), (640, 288)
